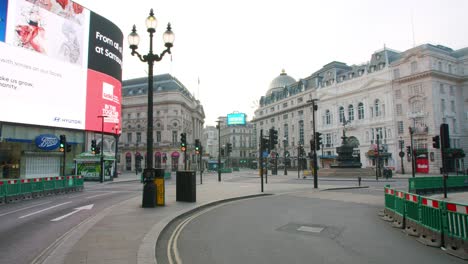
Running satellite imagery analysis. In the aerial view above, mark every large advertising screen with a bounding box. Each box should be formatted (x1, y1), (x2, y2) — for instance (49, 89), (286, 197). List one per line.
(0, 0), (122, 134)
(227, 113), (246, 126)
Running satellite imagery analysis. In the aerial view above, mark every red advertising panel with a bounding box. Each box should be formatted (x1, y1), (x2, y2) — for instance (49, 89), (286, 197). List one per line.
(416, 158), (429, 173)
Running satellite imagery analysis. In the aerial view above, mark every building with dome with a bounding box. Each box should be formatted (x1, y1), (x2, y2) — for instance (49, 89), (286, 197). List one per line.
(252, 44), (468, 174)
(118, 74), (205, 173)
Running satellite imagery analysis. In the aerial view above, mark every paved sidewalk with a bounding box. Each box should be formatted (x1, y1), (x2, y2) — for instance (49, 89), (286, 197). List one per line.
(41, 170), (376, 264)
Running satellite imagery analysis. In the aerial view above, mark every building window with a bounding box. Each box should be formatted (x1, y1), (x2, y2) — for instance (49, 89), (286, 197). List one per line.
(438, 61), (442, 71)
(298, 97), (303, 103)
(283, 103), (288, 108)
(172, 131), (177, 143)
(299, 120), (304, 145)
(298, 110), (303, 116)
(358, 102), (364, 120)
(441, 99), (446, 112)
(398, 121), (404, 134)
(326, 133), (332, 146)
(270, 107), (274, 112)
(450, 86), (455, 96)
(348, 105), (354, 121)
(156, 131), (161, 143)
(136, 132), (141, 143)
(440, 83), (445, 94)
(127, 133), (132, 143)
(448, 64), (452, 74)
(396, 104), (402, 116)
(284, 124), (289, 146)
(395, 89), (401, 99)
(375, 99), (381, 117)
(339, 106), (345, 123)
(411, 61), (418, 73)
(270, 118), (275, 123)
(451, 100), (455, 113)
(325, 110), (331, 125)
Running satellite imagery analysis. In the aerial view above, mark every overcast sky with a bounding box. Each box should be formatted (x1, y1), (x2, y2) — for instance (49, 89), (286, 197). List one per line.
(76, 0), (468, 127)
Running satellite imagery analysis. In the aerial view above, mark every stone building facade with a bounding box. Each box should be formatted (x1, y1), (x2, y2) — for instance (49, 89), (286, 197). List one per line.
(252, 44), (468, 174)
(119, 74), (205, 173)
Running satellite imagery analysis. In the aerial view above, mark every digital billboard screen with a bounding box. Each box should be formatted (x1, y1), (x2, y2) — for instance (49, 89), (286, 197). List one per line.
(227, 113), (246, 126)
(0, 0), (122, 134)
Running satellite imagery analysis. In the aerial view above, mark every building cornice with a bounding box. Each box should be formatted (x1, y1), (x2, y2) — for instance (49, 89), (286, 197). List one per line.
(394, 70), (466, 84)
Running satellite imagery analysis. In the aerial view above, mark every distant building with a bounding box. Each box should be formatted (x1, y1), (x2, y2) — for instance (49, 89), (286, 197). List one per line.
(202, 126), (218, 159)
(119, 74), (205, 172)
(252, 44), (468, 174)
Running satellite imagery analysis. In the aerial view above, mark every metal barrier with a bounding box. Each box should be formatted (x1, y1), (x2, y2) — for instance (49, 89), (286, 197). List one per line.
(382, 186), (395, 222)
(444, 202), (468, 259)
(75, 175), (84, 191)
(417, 197), (444, 247)
(404, 193), (420, 236)
(393, 190), (406, 228)
(43, 177), (55, 195)
(54, 176), (66, 194)
(65, 176), (75, 192)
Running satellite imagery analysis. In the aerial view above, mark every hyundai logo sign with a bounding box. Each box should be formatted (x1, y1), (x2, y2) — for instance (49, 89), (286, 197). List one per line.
(35, 134), (60, 151)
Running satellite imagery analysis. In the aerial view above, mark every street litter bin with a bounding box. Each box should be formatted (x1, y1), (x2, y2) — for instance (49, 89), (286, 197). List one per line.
(154, 169), (165, 206)
(176, 170), (196, 202)
(383, 168), (392, 179)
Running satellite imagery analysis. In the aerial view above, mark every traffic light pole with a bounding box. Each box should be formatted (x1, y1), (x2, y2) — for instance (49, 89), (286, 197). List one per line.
(311, 100), (318, 189)
(409, 127), (415, 178)
(199, 146), (203, 184)
(216, 120), (221, 182)
(297, 145), (301, 179)
(98, 115), (107, 183)
(259, 129), (264, 192)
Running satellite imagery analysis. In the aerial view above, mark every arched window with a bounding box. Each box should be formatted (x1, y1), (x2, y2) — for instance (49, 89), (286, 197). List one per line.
(348, 105), (354, 121)
(339, 106), (345, 123)
(374, 99), (380, 117)
(325, 110), (331, 125)
(358, 102), (364, 120)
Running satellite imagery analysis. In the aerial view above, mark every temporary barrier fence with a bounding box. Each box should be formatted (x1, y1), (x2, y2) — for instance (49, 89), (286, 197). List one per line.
(418, 197), (444, 247)
(404, 193), (420, 236)
(393, 190), (406, 228)
(0, 176), (84, 205)
(382, 186), (395, 222)
(444, 202), (468, 259)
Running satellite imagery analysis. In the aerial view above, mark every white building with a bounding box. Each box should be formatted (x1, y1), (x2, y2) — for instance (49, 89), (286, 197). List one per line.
(252, 44), (468, 174)
(119, 74), (205, 172)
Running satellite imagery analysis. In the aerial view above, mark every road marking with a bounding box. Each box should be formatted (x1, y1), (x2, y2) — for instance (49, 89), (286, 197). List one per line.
(51, 204), (94, 221)
(0, 201), (52, 217)
(18, 202), (72, 219)
(297, 226), (324, 233)
(86, 192), (113, 199)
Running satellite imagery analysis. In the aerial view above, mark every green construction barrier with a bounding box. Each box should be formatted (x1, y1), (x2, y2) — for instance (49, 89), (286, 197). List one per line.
(0, 181), (5, 203)
(384, 186), (395, 212)
(5, 179), (21, 201)
(65, 176), (75, 190)
(43, 177), (55, 194)
(164, 171), (171, 179)
(31, 178), (44, 196)
(233, 167), (240, 171)
(420, 197), (444, 233)
(20, 179), (33, 199)
(75, 175), (84, 190)
(393, 190), (406, 228)
(409, 176), (468, 194)
(220, 168), (233, 173)
(405, 193), (420, 223)
(54, 176), (66, 193)
(444, 201), (468, 258)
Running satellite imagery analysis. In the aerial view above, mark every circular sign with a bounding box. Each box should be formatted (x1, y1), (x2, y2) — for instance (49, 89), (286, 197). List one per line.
(35, 134), (60, 151)
(399, 151), (405, 158)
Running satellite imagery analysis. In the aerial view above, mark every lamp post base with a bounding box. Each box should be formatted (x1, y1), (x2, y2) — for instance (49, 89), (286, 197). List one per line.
(142, 168), (156, 208)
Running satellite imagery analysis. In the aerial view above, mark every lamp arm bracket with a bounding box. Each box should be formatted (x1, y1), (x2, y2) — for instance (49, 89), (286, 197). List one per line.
(131, 50), (146, 62)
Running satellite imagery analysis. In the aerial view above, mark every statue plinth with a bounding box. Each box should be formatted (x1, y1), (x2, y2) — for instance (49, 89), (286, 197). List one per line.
(330, 132), (362, 169)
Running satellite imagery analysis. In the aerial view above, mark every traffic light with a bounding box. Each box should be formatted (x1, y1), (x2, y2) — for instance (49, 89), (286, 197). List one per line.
(66, 144), (72, 152)
(432, 135), (440, 149)
(95, 146), (101, 155)
(261, 138), (270, 152)
(315, 132), (322, 150)
(269, 128), (278, 150)
(406, 146), (411, 157)
(228, 143), (233, 154)
(221, 147), (225, 156)
(91, 139), (96, 154)
(195, 139), (201, 154)
(440, 123), (450, 149)
(180, 133), (187, 152)
(59, 135), (66, 152)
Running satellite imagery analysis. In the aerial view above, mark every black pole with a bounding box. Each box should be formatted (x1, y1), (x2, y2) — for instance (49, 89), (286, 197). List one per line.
(98, 116), (106, 183)
(283, 140), (287, 175)
(260, 129), (264, 192)
(399, 139), (405, 174)
(114, 133), (119, 178)
(265, 154), (268, 184)
(409, 127), (415, 178)
(217, 120), (221, 182)
(376, 134), (380, 180)
(200, 146), (203, 184)
(297, 145), (301, 179)
(440, 124), (448, 198)
(311, 100), (318, 189)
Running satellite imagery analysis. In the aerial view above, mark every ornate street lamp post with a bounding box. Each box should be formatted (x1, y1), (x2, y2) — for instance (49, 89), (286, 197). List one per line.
(128, 9), (174, 208)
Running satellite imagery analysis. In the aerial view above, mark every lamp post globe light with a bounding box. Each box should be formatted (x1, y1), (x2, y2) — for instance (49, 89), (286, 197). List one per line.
(128, 9), (174, 208)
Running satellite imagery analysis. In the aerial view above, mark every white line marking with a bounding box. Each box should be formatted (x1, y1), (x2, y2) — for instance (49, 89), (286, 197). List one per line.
(51, 204), (94, 222)
(18, 202), (72, 219)
(86, 193), (113, 199)
(0, 201), (52, 217)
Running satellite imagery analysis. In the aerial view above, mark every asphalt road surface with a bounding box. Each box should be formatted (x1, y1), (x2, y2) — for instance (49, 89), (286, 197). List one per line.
(0, 181), (141, 264)
(157, 187), (463, 264)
